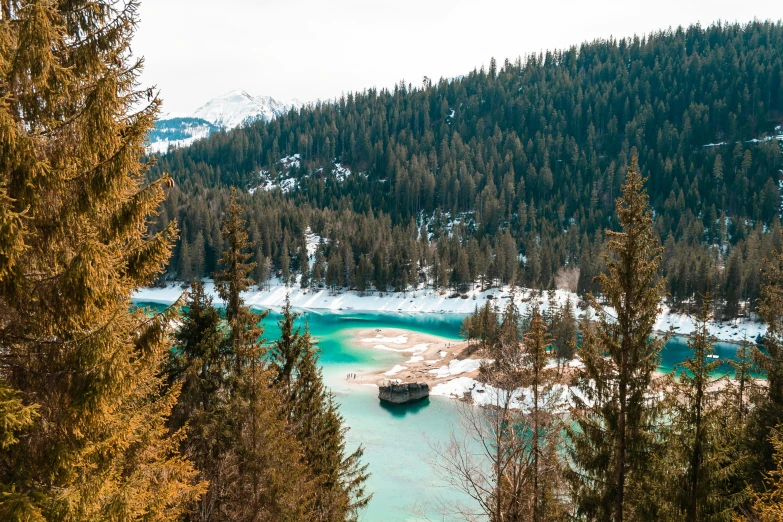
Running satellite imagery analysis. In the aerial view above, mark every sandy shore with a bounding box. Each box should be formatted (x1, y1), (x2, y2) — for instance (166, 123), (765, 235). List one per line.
(346, 327), (487, 388)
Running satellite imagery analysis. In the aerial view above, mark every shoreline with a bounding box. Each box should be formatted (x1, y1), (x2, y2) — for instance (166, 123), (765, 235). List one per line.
(344, 327), (590, 409)
(133, 280), (767, 345)
(345, 326), (764, 408)
(651, 329), (751, 348)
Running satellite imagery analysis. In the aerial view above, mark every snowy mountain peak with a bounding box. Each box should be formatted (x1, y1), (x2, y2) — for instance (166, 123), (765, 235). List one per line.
(191, 90), (293, 129)
(148, 90), (299, 154)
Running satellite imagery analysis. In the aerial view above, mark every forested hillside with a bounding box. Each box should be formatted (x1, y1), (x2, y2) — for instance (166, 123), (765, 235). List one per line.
(150, 21), (783, 319)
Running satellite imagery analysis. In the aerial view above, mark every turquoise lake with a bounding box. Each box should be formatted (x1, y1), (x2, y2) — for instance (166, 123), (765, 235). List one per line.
(134, 301), (749, 521)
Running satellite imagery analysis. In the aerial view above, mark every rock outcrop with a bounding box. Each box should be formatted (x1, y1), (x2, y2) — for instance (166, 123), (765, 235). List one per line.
(378, 382), (430, 404)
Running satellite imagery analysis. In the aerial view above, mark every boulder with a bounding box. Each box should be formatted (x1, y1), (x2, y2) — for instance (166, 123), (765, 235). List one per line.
(378, 382), (429, 404)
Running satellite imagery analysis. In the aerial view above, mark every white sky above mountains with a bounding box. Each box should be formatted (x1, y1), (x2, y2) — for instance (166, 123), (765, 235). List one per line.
(135, 0), (780, 115)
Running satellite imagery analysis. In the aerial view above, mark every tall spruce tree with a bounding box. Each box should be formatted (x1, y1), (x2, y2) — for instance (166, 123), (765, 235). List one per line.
(755, 248), (783, 453)
(567, 157), (666, 522)
(0, 1), (205, 519)
(270, 298), (371, 521)
(168, 281), (226, 429)
(660, 295), (733, 520)
(214, 192), (256, 327)
(728, 340), (758, 424)
(521, 310), (566, 521)
(708, 337), (760, 519)
(167, 281), (231, 521)
(549, 298), (578, 368)
(214, 203), (316, 520)
(734, 245), (783, 503)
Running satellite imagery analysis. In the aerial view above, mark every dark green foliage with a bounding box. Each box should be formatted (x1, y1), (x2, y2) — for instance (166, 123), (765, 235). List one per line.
(168, 230), (370, 520)
(150, 22), (782, 320)
(656, 296), (738, 520)
(167, 281), (235, 520)
(521, 310), (567, 521)
(270, 298), (371, 520)
(214, 192), (257, 324)
(567, 158), (666, 522)
(739, 247), (783, 498)
(463, 301), (501, 352)
(549, 297), (578, 363)
(169, 281), (226, 417)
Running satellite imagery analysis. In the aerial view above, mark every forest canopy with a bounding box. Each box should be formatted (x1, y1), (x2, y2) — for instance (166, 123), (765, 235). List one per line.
(150, 21), (783, 320)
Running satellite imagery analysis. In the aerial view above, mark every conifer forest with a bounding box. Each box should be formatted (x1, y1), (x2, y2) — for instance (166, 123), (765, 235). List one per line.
(3, 1), (783, 520)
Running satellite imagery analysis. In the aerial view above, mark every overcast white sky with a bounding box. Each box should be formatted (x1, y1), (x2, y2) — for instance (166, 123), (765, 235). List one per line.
(134, 0), (781, 115)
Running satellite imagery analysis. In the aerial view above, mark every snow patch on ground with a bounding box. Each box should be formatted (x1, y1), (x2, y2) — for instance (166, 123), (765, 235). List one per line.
(305, 228), (324, 260)
(332, 161), (352, 181)
(133, 280), (766, 344)
(654, 305), (765, 343)
(280, 154), (301, 170)
(431, 358), (489, 378)
(545, 356), (586, 370)
(370, 344), (416, 353)
(249, 155), (303, 194)
(147, 129), (212, 154)
(431, 378), (590, 412)
(384, 364), (407, 376)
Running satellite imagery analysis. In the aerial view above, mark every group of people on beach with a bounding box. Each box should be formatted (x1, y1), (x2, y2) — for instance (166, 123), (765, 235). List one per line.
(347, 373), (356, 379)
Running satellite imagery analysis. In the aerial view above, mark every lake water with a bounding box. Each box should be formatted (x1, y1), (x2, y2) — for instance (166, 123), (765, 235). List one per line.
(133, 302), (749, 521)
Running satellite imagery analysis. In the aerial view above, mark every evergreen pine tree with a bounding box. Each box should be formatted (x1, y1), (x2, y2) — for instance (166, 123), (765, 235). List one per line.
(167, 281), (230, 521)
(214, 207), (316, 520)
(746, 426), (783, 521)
(270, 297), (371, 521)
(192, 231), (207, 278)
(567, 157), (666, 522)
(0, 1), (204, 518)
(281, 240), (291, 285)
(300, 236), (311, 289)
(553, 298), (577, 364)
(723, 248), (743, 320)
(744, 247), (783, 492)
(179, 230), (193, 281)
(214, 192), (257, 355)
(228, 332), (316, 521)
(460, 311), (475, 346)
(521, 310), (566, 521)
(660, 295), (733, 520)
(728, 339), (758, 423)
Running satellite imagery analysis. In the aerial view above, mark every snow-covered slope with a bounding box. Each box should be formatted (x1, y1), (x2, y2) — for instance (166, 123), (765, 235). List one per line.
(148, 90), (300, 154)
(191, 90), (295, 129)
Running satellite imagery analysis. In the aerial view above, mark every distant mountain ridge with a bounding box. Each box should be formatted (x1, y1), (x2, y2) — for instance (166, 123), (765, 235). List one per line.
(191, 90), (298, 129)
(148, 90), (299, 154)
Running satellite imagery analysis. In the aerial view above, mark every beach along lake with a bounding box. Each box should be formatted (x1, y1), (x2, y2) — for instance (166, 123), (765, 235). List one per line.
(133, 301), (751, 521)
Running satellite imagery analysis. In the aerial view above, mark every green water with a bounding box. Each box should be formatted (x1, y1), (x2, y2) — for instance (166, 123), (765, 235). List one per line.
(133, 301), (752, 520)
(658, 335), (757, 377)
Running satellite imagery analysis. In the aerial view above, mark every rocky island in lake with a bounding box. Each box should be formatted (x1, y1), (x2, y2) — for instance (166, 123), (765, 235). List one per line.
(378, 382), (430, 404)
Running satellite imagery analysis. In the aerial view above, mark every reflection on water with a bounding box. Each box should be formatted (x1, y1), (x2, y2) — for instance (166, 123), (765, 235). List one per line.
(378, 397), (431, 418)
